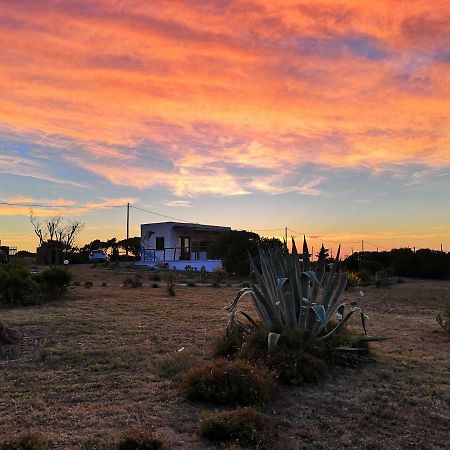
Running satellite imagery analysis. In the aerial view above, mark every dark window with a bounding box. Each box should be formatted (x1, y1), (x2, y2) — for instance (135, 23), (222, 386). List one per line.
(156, 237), (165, 250)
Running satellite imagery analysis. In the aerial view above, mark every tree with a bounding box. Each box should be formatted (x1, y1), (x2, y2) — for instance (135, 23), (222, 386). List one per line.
(30, 213), (84, 265)
(118, 237), (141, 259)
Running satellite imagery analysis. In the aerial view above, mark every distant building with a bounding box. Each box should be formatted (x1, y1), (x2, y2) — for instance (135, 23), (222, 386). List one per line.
(139, 221), (230, 271)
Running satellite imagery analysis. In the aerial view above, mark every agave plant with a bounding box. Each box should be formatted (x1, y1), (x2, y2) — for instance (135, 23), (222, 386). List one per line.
(227, 237), (368, 349)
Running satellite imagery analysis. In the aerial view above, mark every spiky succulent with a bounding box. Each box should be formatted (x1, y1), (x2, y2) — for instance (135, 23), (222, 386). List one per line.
(227, 237), (368, 349)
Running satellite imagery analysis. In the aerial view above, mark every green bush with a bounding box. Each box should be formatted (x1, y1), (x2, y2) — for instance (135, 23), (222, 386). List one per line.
(0, 433), (47, 450)
(180, 358), (273, 406)
(118, 430), (162, 450)
(149, 273), (161, 282)
(165, 271), (176, 296)
(33, 267), (72, 299)
(0, 264), (40, 306)
(346, 272), (361, 289)
(199, 407), (269, 447)
(186, 280), (196, 287)
(240, 328), (327, 385)
(84, 281), (93, 289)
(151, 282), (159, 288)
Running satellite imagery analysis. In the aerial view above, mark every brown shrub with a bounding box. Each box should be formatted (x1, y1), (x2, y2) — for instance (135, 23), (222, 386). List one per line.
(118, 430), (162, 450)
(180, 358), (273, 406)
(198, 407), (269, 447)
(0, 433), (47, 450)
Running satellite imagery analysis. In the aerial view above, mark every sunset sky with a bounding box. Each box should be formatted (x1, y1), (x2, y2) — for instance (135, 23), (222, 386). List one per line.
(0, 0), (449, 255)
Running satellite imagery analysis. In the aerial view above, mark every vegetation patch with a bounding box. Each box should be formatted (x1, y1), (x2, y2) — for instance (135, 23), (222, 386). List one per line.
(198, 407), (270, 448)
(165, 271), (176, 296)
(118, 430), (163, 450)
(0, 433), (47, 450)
(123, 275), (143, 288)
(180, 358), (273, 406)
(0, 321), (20, 360)
(155, 352), (196, 380)
(436, 300), (450, 333)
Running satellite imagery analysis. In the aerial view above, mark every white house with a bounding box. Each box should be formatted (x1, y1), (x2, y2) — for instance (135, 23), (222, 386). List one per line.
(138, 221), (231, 271)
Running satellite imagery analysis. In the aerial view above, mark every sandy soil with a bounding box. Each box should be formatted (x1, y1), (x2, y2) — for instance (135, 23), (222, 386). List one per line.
(0, 265), (449, 449)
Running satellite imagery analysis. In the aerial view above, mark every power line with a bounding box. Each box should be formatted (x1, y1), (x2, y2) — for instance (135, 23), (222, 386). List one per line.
(0, 201), (125, 209)
(129, 204), (191, 222)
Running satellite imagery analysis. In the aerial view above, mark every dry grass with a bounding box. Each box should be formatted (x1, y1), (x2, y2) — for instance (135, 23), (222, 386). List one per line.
(0, 265), (449, 449)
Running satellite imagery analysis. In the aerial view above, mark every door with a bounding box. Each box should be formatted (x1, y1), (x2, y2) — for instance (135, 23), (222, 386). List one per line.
(179, 236), (191, 260)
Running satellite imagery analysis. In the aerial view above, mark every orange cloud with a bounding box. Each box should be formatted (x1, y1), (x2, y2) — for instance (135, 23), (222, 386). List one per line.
(0, 0), (449, 198)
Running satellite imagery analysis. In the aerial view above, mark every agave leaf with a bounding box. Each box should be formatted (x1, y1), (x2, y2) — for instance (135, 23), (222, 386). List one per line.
(302, 271), (320, 285)
(268, 332), (280, 351)
(302, 236), (311, 271)
(240, 311), (259, 328)
(311, 304), (327, 331)
(317, 310), (356, 340)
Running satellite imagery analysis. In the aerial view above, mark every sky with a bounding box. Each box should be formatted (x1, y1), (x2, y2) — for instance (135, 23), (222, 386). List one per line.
(0, 0), (449, 255)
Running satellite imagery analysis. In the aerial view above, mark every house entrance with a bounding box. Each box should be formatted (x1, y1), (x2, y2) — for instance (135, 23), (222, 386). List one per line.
(179, 236), (191, 260)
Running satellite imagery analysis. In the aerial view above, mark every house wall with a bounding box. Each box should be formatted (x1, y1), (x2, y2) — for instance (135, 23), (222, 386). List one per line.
(141, 222), (179, 262)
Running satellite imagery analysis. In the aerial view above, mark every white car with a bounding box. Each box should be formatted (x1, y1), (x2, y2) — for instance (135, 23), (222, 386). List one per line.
(88, 249), (109, 262)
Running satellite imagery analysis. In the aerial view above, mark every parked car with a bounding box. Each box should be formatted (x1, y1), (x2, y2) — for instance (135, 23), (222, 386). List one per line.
(88, 249), (109, 262)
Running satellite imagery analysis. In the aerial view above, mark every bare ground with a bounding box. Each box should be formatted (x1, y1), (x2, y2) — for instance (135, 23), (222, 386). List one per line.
(0, 265), (449, 449)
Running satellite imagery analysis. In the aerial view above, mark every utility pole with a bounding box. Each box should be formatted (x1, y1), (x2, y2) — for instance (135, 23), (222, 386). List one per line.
(285, 227), (288, 245)
(441, 243), (443, 252)
(126, 202), (130, 258)
(311, 246), (314, 262)
(361, 240), (364, 253)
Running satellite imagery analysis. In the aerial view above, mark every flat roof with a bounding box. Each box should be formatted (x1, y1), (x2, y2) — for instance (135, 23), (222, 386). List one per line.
(141, 221), (231, 232)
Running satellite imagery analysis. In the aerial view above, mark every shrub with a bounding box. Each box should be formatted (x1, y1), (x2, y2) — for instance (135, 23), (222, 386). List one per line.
(436, 300), (450, 333)
(149, 273), (161, 282)
(155, 352), (196, 379)
(33, 267), (72, 299)
(346, 272), (361, 289)
(186, 280), (196, 287)
(213, 327), (244, 358)
(72, 280), (80, 286)
(101, 282), (107, 287)
(84, 281), (93, 289)
(180, 358), (273, 406)
(198, 407), (269, 447)
(0, 433), (47, 450)
(151, 283), (159, 288)
(0, 264), (40, 305)
(165, 270), (176, 296)
(357, 269), (373, 286)
(212, 268), (225, 286)
(123, 275), (142, 288)
(118, 430), (162, 450)
(240, 328), (328, 385)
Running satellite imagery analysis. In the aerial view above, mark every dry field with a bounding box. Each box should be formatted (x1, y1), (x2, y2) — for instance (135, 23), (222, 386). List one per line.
(1, 265), (449, 449)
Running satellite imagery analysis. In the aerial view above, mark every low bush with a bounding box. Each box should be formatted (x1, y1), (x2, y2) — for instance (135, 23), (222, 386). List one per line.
(118, 430), (162, 450)
(240, 328), (327, 385)
(0, 263), (40, 305)
(180, 358), (273, 406)
(151, 282), (159, 288)
(155, 352), (196, 379)
(123, 275), (142, 288)
(84, 281), (93, 289)
(357, 269), (373, 286)
(186, 280), (196, 287)
(165, 271), (176, 296)
(346, 272), (361, 289)
(212, 268), (225, 286)
(0, 433), (47, 450)
(213, 326), (244, 358)
(198, 407), (269, 448)
(436, 300), (450, 333)
(149, 273), (161, 282)
(33, 267), (72, 299)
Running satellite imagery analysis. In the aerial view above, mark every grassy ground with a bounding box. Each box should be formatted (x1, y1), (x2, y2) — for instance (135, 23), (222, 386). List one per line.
(1, 265), (449, 449)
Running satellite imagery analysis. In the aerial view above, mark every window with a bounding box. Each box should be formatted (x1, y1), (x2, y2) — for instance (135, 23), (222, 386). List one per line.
(155, 237), (165, 251)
